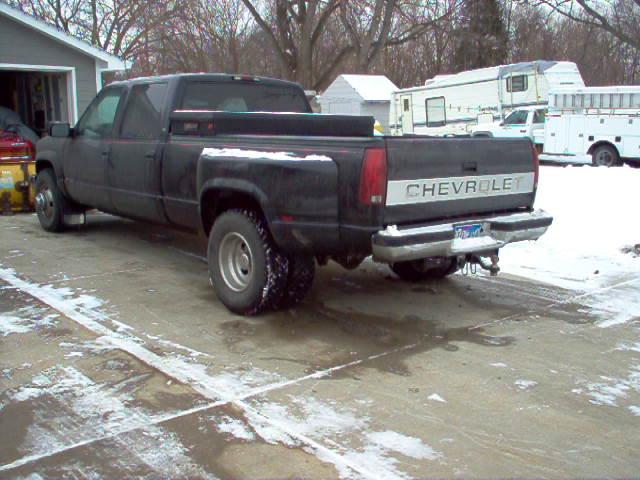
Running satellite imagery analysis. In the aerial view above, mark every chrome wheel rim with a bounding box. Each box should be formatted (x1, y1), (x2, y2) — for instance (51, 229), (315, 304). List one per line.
(595, 150), (612, 166)
(218, 232), (254, 292)
(35, 187), (54, 219)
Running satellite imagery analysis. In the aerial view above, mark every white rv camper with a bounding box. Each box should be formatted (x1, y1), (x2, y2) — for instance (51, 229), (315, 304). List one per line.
(540, 86), (640, 167)
(390, 61), (584, 136)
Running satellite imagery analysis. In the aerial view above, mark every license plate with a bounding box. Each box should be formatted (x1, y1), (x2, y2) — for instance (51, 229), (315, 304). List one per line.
(454, 223), (483, 240)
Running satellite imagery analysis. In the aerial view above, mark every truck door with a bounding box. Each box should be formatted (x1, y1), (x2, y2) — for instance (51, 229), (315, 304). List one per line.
(400, 95), (413, 134)
(108, 82), (168, 222)
(62, 86), (125, 211)
(501, 109), (529, 138)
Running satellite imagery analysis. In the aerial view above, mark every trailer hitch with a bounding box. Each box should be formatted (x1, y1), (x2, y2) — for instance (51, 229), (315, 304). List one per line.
(468, 254), (500, 276)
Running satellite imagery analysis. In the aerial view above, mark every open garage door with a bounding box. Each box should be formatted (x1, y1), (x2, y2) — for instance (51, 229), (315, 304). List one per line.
(0, 65), (76, 138)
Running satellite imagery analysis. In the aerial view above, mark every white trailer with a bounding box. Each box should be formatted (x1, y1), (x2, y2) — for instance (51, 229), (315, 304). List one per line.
(389, 61), (584, 136)
(540, 86), (640, 167)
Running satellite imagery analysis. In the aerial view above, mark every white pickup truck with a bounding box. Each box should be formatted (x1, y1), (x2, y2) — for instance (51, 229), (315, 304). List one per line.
(471, 107), (546, 148)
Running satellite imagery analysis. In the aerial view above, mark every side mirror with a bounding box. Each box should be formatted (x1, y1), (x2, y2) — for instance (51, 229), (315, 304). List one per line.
(50, 122), (71, 138)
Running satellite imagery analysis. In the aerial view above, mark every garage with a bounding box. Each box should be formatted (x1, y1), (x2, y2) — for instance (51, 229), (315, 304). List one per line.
(0, 2), (125, 136)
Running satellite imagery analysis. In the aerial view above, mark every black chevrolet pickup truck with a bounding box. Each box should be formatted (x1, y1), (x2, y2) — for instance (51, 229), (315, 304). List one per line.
(35, 73), (552, 315)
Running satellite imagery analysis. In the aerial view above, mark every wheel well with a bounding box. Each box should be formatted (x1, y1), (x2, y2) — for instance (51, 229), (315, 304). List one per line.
(200, 189), (264, 235)
(588, 141), (619, 158)
(35, 160), (53, 174)
(472, 132), (492, 137)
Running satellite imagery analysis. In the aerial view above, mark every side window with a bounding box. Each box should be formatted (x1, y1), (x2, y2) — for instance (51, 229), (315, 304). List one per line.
(76, 88), (124, 138)
(503, 110), (529, 125)
(425, 96), (446, 128)
(533, 109), (546, 124)
(506, 75), (528, 93)
(120, 83), (168, 139)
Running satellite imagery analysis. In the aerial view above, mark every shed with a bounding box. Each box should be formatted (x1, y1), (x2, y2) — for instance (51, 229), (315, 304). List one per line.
(0, 2), (126, 136)
(319, 75), (398, 133)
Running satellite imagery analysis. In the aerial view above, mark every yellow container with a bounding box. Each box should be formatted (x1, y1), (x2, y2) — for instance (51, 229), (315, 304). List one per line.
(0, 134), (36, 214)
(0, 162), (36, 213)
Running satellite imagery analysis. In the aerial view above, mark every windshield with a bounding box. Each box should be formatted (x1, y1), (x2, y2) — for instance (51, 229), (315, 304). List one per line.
(180, 82), (311, 113)
(503, 110), (529, 125)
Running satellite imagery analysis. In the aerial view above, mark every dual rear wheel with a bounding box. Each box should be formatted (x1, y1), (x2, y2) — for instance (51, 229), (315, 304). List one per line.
(207, 209), (315, 315)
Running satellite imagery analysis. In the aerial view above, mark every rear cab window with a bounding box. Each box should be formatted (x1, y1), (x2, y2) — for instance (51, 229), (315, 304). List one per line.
(179, 81), (311, 113)
(120, 82), (168, 139)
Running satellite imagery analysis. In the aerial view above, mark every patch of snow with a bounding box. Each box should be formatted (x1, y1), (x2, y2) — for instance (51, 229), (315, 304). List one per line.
(629, 406), (640, 416)
(214, 415), (255, 441)
(5, 366), (211, 477)
(338, 75), (398, 102)
(515, 379), (538, 390)
(366, 431), (440, 460)
(427, 393), (446, 403)
(499, 166), (640, 326)
(582, 366), (640, 406)
(0, 306), (58, 336)
(615, 342), (640, 353)
(339, 431), (441, 480)
(490, 362), (508, 368)
(0, 315), (31, 336)
(202, 147), (332, 162)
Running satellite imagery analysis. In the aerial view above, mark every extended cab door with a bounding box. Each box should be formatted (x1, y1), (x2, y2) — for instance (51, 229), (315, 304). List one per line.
(108, 82), (169, 222)
(63, 86), (125, 211)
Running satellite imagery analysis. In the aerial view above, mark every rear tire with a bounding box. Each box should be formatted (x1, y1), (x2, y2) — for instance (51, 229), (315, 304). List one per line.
(591, 145), (620, 167)
(35, 169), (65, 232)
(208, 209), (288, 315)
(277, 255), (315, 309)
(391, 257), (458, 282)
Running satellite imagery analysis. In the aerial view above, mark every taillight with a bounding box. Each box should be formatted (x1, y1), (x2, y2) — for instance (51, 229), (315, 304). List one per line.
(0, 135), (34, 162)
(359, 147), (387, 205)
(531, 142), (539, 188)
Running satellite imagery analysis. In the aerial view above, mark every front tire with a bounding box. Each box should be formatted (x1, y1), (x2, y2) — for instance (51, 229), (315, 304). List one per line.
(208, 209), (288, 315)
(591, 145), (620, 167)
(390, 257), (458, 282)
(35, 169), (65, 232)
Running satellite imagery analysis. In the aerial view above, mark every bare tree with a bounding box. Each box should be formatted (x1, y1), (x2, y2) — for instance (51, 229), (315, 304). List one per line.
(9, 0), (184, 62)
(535, 0), (640, 50)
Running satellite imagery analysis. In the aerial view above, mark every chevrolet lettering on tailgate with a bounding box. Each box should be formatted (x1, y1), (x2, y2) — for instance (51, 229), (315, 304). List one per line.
(385, 173), (535, 206)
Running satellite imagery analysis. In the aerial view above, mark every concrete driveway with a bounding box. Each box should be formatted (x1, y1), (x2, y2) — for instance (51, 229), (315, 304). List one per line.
(1, 213), (638, 479)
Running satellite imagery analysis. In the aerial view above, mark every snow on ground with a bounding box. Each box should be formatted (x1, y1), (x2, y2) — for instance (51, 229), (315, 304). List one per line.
(499, 165), (640, 326)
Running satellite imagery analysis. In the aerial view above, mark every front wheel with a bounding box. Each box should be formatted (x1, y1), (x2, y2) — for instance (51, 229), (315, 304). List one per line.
(35, 169), (65, 232)
(208, 209), (288, 315)
(390, 257), (459, 282)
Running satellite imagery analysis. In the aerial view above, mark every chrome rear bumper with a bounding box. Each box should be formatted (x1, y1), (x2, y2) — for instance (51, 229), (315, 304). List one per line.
(372, 210), (553, 263)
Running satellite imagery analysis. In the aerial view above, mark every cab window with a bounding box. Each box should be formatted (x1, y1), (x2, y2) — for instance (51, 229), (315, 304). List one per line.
(76, 87), (124, 138)
(533, 109), (546, 124)
(120, 83), (168, 139)
(180, 82), (310, 113)
(503, 110), (528, 125)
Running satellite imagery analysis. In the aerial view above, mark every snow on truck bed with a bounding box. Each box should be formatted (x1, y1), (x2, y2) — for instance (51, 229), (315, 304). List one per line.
(499, 165), (640, 326)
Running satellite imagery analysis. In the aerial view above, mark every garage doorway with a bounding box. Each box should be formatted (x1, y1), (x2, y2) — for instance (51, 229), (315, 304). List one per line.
(0, 65), (76, 138)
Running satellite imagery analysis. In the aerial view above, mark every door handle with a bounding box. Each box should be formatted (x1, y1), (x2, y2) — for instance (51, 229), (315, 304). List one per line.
(144, 151), (155, 159)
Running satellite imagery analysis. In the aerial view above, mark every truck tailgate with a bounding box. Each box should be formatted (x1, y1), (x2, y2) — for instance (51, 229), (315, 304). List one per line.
(383, 137), (536, 225)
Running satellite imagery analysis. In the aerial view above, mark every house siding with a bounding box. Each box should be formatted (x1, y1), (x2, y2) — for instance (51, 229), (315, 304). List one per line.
(0, 13), (98, 115)
(319, 76), (361, 115)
